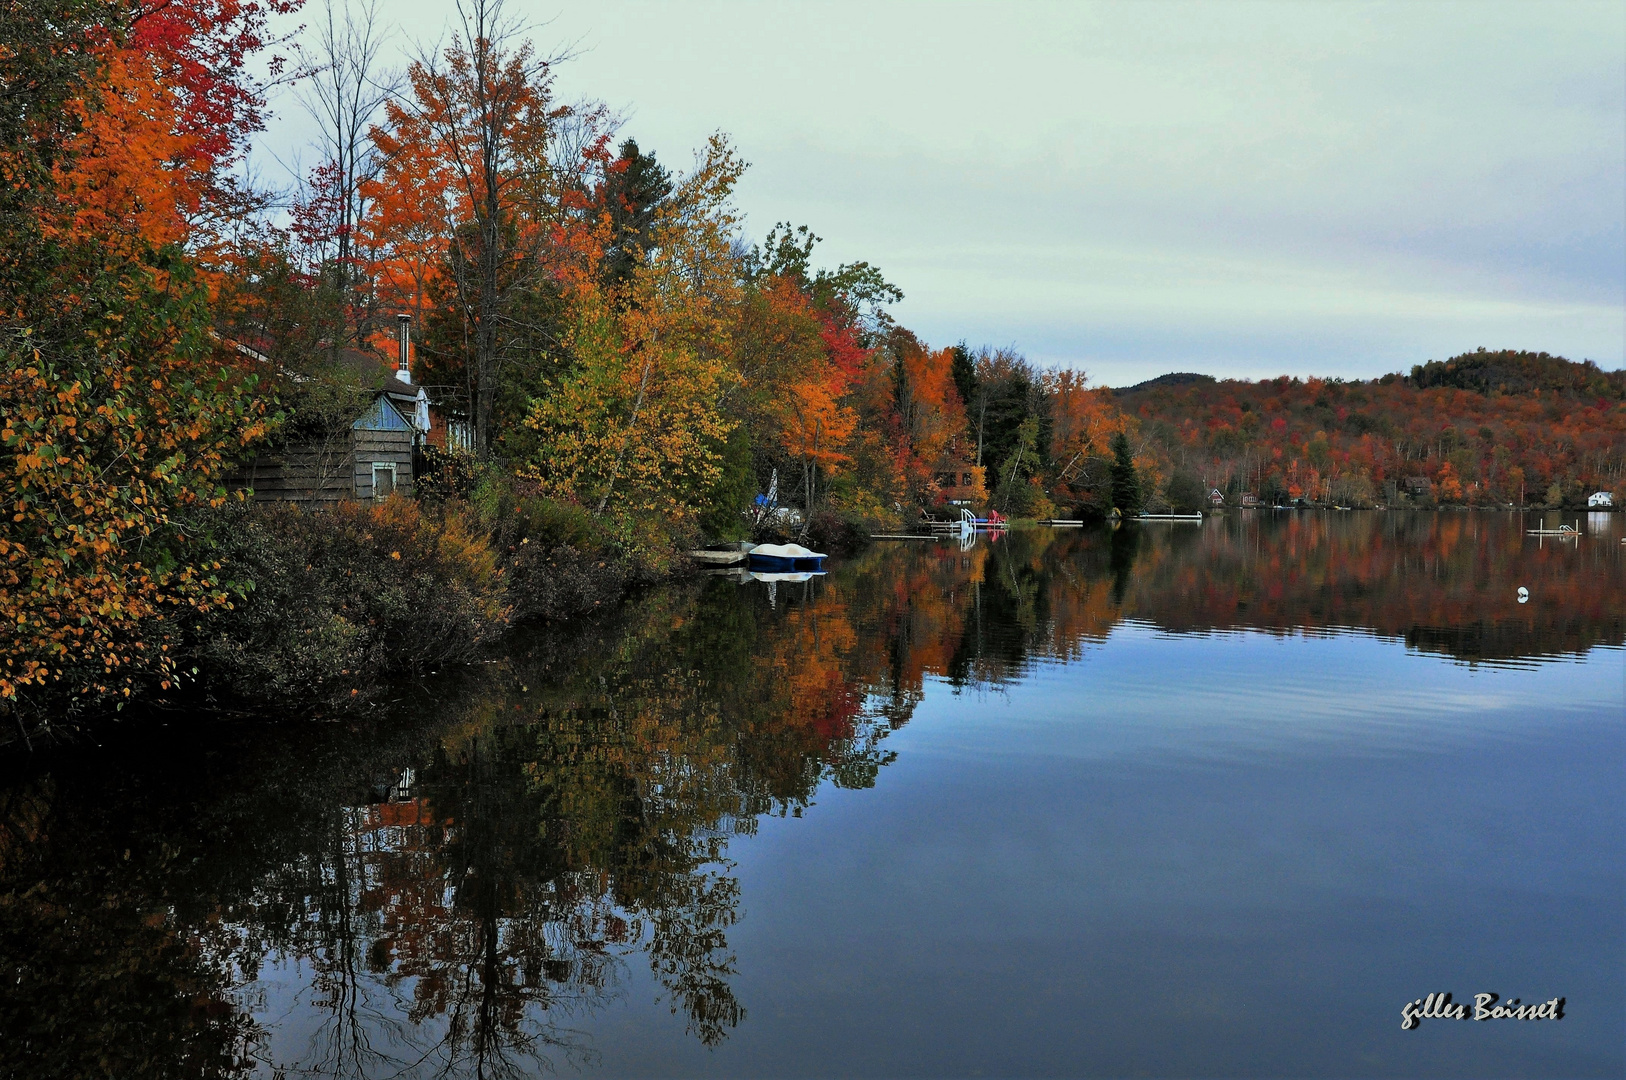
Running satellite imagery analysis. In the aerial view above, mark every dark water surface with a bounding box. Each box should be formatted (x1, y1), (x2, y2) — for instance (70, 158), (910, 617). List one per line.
(2, 511), (1622, 1078)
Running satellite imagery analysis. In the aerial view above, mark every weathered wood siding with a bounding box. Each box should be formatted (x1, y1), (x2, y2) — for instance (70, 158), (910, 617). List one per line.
(221, 392), (417, 505)
(223, 442), (356, 507)
(352, 429), (414, 500)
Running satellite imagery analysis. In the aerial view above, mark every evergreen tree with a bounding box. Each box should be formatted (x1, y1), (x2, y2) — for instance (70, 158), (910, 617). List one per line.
(950, 341), (976, 411)
(604, 139), (673, 286)
(1110, 431), (1141, 514)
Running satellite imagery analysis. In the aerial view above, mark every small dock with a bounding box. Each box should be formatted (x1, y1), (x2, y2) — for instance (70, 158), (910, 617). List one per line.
(687, 548), (747, 566)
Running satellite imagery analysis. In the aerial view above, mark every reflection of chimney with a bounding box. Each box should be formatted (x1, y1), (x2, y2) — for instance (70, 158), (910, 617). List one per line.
(395, 313), (412, 384)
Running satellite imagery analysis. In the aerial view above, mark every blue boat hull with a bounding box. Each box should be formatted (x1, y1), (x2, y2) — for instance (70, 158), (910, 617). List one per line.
(747, 554), (826, 572)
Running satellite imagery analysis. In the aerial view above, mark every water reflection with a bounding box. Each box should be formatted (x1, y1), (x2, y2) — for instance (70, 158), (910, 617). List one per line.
(0, 512), (1619, 1078)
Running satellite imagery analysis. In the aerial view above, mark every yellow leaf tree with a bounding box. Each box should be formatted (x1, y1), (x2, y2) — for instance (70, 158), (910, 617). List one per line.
(524, 136), (747, 531)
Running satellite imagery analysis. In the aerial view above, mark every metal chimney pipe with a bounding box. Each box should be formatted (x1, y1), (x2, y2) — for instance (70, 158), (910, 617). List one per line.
(396, 313), (412, 384)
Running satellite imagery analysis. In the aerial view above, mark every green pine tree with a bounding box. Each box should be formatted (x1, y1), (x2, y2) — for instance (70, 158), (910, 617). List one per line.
(1110, 432), (1142, 515)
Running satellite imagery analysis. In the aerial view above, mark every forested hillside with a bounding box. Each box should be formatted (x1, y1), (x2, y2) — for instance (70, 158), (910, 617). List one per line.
(1115, 349), (1626, 509)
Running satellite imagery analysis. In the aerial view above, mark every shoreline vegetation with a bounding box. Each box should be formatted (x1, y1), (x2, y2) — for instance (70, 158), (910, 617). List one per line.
(3, 2), (1624, 744)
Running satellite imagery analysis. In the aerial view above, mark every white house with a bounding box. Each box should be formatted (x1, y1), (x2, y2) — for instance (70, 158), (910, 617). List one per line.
(1588, 491), (1613, 508)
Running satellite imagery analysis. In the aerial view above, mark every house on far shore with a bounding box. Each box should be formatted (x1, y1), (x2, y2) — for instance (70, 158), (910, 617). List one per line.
(223, 315), (452, 506)
(1402, 476), (1434, 498)
(1589, 491), (1614, 508)
(1208, 488), (1225, 507)
(1239, 492), (1259, 508)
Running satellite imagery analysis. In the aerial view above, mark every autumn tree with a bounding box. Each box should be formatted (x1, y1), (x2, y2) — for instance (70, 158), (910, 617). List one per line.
(522, 136), (746, 534)
(289, 0), (397, 350)
(1, 0), (291, 727)
(367, 0), (578, 456)
(1046, 367), (1129, 514)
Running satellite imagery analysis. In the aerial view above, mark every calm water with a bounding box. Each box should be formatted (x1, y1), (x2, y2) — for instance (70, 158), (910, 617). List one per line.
(2, 512), (1622, 1078)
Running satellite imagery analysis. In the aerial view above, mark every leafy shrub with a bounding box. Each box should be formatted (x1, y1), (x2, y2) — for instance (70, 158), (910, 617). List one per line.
(446, 471), (670, 621)
(995, 476), (1056, 521)
(190, 499), (509, 711)
(1, 263), (269, 723)
(805, 508), (870, 556)
(414, 444), (492, 505)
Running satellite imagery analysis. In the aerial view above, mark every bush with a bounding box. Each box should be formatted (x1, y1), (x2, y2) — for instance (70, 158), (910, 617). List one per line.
(993, 476), (1056, 520)
(804, 508), (871, 556)
(190, 499), (509, 711)
(414, 444), (491, 505)
(457, 472), (670, 621)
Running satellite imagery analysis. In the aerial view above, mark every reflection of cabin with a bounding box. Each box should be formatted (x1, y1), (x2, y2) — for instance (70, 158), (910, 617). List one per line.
(1589, 491), (1614, 508)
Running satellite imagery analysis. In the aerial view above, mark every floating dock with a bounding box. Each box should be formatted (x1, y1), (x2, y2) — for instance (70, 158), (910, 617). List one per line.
(687, 549), (747, 566)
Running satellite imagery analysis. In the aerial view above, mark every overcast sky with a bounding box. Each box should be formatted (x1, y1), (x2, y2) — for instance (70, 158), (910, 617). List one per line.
(257, 0), (1626, 386)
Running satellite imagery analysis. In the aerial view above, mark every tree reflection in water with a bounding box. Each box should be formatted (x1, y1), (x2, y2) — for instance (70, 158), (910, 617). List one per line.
(0, 512), (1620, 1078)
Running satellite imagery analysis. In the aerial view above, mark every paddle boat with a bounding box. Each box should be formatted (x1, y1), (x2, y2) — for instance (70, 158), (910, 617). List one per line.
(746, 543), (827, 572)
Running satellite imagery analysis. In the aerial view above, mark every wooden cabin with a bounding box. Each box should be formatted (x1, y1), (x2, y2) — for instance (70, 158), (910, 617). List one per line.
(224, 387), (421, 506)
(219, 316), (477, 505)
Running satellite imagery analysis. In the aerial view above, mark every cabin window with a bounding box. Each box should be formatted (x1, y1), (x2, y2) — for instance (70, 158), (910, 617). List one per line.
(372, 462), (397, 500)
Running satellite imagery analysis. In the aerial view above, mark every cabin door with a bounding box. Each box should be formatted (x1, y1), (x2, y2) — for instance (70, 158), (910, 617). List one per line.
(372, 462), (396, 499)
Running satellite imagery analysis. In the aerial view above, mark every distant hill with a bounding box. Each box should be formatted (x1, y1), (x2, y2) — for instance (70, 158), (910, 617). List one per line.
(1108, 350), (1626, 510)
(1114, 372), (1217, 395)
(1409, 349), (1624, 399)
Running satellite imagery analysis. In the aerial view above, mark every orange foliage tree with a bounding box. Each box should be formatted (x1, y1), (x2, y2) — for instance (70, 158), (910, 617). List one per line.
(364, 6), (579, 456)
(1, 1), (291, 724)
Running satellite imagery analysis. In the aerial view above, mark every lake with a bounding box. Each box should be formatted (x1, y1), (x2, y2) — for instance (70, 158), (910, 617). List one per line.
(1, 511), (1621, 1078)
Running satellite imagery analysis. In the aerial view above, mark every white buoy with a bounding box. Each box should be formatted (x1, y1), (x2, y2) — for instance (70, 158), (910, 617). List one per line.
(1517, 587), (1529, 604)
